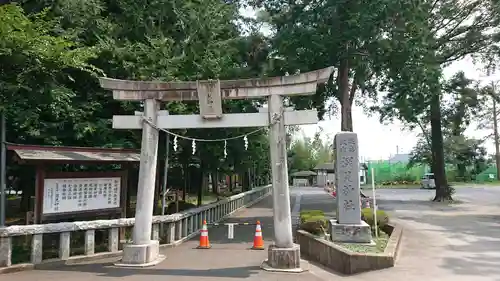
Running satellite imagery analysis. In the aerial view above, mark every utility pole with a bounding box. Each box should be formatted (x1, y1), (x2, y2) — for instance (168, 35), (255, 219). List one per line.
(491, 82), (500, 180)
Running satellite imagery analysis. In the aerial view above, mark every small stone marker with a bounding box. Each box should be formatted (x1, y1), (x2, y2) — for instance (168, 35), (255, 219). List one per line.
(330, 132), (373, 243)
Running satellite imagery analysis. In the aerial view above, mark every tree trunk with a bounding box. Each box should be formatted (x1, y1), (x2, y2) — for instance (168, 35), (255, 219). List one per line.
(456, 163), (467, 181)
(197, 170), (205, 207)
(493, 95), (500, 180)
(430, 93), (453, 201)
(211, 170), (219, 195)
(242, 171), (249, 191)
(182, 163), (188, 201)
(228, 175), (233, 192)
(338, 57), (354, 131)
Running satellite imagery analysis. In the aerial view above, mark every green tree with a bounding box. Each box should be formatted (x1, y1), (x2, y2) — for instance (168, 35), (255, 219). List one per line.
(0, 3), (99, 142)
(252, 0), (399, 130)
(288, 131), (333, 174)
(408, 134), (488, 181)
(5, 0), (274, 207)
(376, 0), (498, 201)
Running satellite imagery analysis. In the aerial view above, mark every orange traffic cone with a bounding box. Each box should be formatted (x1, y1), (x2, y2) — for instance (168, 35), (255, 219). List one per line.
(197, 220), (211, 249)
(251, 221), (265, 250)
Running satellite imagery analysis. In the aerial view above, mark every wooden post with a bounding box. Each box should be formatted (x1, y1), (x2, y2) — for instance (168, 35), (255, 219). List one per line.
(34, 165), (45, 224)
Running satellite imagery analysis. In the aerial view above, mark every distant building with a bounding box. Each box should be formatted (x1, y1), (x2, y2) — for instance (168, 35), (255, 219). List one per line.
(313, 163), (335, 187)
(314, 162), (368, 186)
(388, 154), (410, 163)
(290, 170), (317, 187)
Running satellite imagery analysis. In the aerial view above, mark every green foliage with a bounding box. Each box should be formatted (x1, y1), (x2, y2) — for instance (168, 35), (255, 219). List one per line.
(361, 208), (389, 230)
(3, 0), (499, 205)
(299, 210), (325, 222)
(299, 210), (327, 235)
(288, 130), (333, 175)
(0, 0), (275, 196)
(253, 0), (407, 129)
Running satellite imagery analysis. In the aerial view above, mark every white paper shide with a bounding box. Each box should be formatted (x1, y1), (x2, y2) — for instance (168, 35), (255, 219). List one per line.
(43, 177), (121, 214)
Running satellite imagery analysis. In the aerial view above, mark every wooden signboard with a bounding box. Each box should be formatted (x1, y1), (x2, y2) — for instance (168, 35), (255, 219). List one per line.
(38, 171), (127, 222)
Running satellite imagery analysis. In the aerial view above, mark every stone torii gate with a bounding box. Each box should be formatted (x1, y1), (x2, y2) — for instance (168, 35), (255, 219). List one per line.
(99, 66), (333, 270)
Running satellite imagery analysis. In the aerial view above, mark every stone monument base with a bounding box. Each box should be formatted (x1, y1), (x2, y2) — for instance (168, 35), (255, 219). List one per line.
(260, 244), (308, 273)
(329, 220), (373, 244)
(115, 240), (165, 267)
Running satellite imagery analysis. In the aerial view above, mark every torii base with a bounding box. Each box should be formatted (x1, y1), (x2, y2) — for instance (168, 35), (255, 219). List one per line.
(115, 240), (165, 267)
(260, 244), (309, 273)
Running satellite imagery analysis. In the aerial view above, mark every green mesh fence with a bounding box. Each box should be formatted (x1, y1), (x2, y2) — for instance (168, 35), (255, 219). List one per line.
(475, 165), (498, 182)
(366, 161), (428, 184)
(366, 161), (498, 184)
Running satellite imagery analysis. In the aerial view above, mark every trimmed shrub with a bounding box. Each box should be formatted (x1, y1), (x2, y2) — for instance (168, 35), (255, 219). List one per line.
(361, 208), (390, 230)
(299, 210), (325, 223)
(299, 210), (327, 235)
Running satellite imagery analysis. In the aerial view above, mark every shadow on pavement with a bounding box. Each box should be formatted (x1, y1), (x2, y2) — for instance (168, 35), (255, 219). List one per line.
(395, 209), (500, 278)
(37, 263), (262, 278)
(377, 199), (460, 212)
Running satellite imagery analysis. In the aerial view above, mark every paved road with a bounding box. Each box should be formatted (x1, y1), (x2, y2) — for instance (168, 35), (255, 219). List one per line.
(1, 191), (325, 281)
(304, 186), (500, 281)
(373, 185), (500, 206)
(3, 186), (500, 281)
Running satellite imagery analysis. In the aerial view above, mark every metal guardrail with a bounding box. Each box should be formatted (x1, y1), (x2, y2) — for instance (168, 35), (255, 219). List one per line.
(0, 185), (272, 268)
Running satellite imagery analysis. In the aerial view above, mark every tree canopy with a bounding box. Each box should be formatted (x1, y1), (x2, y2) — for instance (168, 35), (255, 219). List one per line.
(2, 0), (500, 204)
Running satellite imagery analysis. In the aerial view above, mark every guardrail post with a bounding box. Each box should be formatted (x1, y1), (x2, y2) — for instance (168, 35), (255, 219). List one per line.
(59, 232), (71, 260)
(175, 220), (182, 240)
(189, 216), (194, 234)
(208, 209), (212, 223)
(108, 228), (119, 252)
(167, 223), (175, 243)
(31, 234), (43, 264)
(195, 213), (200, 230)
(182, 218), (188, 237)
(152, 224), (160, 241)
(84, 230), (95, 255)
(0, 237), (12, 267)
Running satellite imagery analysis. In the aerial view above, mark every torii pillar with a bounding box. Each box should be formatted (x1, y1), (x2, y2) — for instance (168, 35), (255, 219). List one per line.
(99, 67), (334, 270)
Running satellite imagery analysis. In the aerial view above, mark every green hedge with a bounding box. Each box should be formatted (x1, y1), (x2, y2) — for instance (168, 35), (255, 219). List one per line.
(361, 208), (389, 234)
(299, 210), (327, 235)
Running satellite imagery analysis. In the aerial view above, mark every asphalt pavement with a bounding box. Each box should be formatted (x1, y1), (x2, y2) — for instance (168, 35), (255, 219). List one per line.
(295, 185), (500, 281)
(3, 185), (500, 281)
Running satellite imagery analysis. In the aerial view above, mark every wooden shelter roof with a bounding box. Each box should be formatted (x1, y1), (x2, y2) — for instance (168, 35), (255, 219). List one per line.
(7, 143), (140, 163)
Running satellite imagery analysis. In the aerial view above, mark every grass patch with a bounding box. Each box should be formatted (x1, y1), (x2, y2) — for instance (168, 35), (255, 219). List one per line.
(335, 231), (389, 254)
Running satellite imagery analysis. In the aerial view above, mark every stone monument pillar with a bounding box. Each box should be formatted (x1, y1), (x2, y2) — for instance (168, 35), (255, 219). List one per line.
(329, 132), (373, 243)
